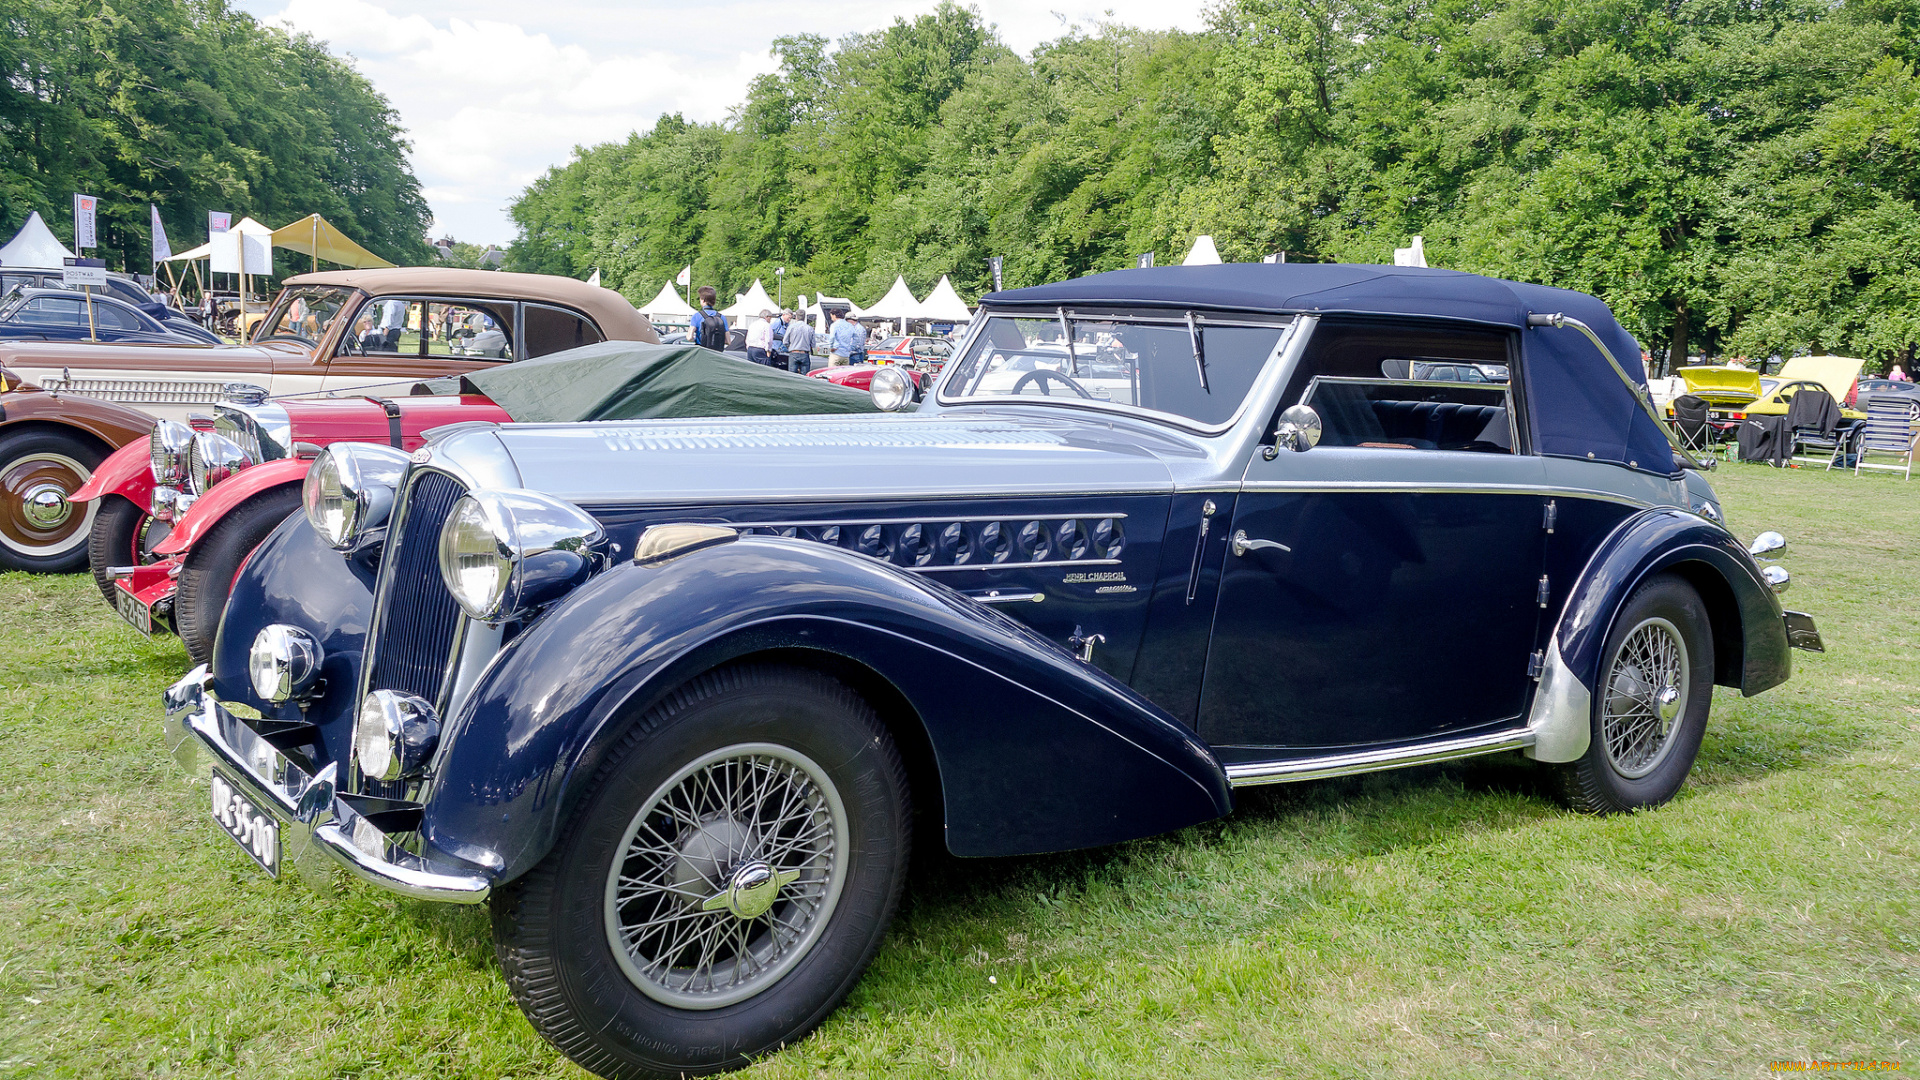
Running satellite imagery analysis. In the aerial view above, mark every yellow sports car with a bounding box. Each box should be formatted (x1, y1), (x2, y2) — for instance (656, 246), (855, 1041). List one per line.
(1667, 356), (1866, 432)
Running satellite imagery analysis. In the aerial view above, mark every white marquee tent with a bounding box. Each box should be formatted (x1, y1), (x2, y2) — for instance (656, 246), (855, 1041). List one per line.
(917, 276), (972, 323)
(163, 215), (274, 264)
(1182, 235), (1222, 266)
(638, 281), (694, 321)
(722, 278), (778, 321)
(861, 276), (921, 322)
(0, 211), (77, 268)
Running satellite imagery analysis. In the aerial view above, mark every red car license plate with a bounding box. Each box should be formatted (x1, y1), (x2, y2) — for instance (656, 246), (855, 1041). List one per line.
(112, 580), (154, 635)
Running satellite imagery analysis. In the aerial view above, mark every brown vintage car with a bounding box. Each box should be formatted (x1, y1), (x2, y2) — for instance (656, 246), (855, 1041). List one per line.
(0, 268), (657, 572)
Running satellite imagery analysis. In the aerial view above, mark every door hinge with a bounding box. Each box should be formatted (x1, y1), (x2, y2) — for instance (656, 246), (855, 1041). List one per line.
(1536, 575), (1551, 607)
(1527, 650), (1545, 678)
(1185, 498), (1216, 605)
(1543, 500), (1557, 533)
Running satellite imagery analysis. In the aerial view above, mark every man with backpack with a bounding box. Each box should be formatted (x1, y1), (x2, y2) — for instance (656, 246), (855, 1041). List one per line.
(689, 286), (729, 352)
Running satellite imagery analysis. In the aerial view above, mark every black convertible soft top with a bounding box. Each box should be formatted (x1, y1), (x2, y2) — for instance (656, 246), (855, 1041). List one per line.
(988, 263), (1674, 475)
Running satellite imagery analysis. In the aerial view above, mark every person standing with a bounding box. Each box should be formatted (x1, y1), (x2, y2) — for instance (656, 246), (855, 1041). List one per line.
(769, 309), (790, 371)
(689, 286), (728, 351)
(828, 309), (865, 366)
(746, 308), (775, 365)
(783, 310), (816, 375)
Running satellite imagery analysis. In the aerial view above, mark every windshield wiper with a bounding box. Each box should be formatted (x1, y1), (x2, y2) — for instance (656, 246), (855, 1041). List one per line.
(1186, 311), (1209, 391)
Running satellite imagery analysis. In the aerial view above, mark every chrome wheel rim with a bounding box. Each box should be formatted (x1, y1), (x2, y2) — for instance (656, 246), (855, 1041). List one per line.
(1601, 616), (1689, 780)
(603, 742), (847, 1010)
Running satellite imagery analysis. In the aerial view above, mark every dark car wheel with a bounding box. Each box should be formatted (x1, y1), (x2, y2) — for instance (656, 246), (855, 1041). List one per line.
(1553, 573), (1714, 813)
(87, 495), (169, 605)
(491, 664), (911, 1079)
(175, 484), (303, 665)
(0, 428), (105, 574)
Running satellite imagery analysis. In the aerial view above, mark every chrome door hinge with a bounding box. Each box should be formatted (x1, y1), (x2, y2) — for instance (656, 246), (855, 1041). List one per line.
(1536, 575), (1551, 607)
(1543, 500), (1557, 533)
(1527, 650), (1545, 679)
(1185, 498), (1216, 605)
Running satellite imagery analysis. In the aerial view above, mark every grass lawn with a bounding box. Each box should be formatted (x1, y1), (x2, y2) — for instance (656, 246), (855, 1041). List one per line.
(1, 462), (1914, 1078)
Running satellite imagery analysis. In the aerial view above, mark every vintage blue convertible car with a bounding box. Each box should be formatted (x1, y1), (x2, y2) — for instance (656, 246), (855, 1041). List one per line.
(164, 263), (1821, 1078)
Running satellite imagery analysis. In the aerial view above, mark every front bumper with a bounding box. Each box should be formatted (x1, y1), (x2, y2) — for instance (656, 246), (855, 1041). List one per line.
(162, 666), (492, 903)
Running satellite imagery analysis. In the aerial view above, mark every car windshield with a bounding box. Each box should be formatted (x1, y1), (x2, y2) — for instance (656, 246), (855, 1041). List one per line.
(255, 286), (354, 345)
(942, 313), (1290, 428)
(0, 290), (27, 321)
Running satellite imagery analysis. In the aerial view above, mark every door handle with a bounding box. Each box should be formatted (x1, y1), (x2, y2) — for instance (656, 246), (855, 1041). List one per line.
(1231, 530), (1290, 556)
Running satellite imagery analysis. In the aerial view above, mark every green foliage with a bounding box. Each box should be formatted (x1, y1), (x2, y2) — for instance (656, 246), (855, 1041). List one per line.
(0, 0), (433, 272)
(510, 0), (1920, 370)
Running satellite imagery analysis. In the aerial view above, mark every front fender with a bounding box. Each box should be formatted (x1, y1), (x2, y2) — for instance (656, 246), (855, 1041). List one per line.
(1558, 508), (1789, 698)
(424, 537), (1231, 882)
(153, 457), (309, 555)
(71, 437), (154, 506)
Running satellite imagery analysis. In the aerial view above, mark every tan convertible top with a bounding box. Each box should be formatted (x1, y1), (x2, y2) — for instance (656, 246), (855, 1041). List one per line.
(283, 267), (657, 343)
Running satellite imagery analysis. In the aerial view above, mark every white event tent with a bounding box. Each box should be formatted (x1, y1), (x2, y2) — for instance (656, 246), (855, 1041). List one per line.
(164, 215), (275, 263)
(722, 278), (778, 321)
(917, 276), (972, 324)
(0, 211), (77, 268)
(862, 275), (924, 333)
(638, 281), (694, 323)
(1182, 235), (1223, 266)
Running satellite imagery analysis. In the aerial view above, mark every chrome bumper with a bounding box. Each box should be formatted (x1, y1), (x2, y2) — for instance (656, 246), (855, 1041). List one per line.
(163, 666), (491, 903)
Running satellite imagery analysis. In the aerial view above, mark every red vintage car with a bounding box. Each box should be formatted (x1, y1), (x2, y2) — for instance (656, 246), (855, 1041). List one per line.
(810, 362), (929, 399)
(74, 342), (881, 661)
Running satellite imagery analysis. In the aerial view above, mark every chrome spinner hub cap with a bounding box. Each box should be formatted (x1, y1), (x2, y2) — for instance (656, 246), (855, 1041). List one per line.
(1602, 616), (1690, 780)
(604, 743), (847, 1010)
(22, 483), (72, 528)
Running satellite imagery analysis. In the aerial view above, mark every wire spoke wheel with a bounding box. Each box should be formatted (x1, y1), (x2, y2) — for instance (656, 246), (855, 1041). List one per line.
(603, 742), (848, 1010)
(1601, 616), (1690, 780)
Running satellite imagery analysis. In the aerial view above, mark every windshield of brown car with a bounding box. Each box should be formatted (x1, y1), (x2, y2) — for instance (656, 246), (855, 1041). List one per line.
(256, 286), (355, 346)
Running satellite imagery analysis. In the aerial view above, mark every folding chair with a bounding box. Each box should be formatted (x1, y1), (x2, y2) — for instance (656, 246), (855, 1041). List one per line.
(1853, 395), (1920, 479)
(1670, 394), (1717, 459)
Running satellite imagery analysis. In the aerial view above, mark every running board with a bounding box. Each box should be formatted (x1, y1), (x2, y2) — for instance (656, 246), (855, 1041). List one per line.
(1223, 728), (1535, 788)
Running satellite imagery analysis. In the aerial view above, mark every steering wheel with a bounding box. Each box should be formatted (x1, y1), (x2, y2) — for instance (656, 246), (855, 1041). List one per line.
(1010, 368), (1093, 399)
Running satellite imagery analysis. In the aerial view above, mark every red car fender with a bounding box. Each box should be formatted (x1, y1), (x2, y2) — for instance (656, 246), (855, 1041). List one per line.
(71, 438), (154, 507)
(152, 457), (310, 556)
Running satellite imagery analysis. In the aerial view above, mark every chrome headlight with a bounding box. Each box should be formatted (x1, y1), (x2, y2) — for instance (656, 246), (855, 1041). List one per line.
(301, 443), (411, 550)
(214, 400), (292, 464)
(187, 430), (251, 494)
(355, 690), (440, 782)
(249, 624), (322, 703)
(437, 489), (605, 622)
(869, 365), (913, 412)
(149, 484), (178, 522)
(149, 419), (193, 485)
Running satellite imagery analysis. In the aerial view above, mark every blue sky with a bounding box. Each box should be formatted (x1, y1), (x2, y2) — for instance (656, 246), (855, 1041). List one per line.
(232, 1), (1211, 244)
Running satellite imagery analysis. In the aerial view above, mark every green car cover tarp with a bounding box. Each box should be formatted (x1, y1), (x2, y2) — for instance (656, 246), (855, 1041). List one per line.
(460, 340), (877, 422)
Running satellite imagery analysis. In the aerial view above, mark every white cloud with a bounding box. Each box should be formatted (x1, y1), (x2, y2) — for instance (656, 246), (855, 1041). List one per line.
(237, 0), (1208, 243)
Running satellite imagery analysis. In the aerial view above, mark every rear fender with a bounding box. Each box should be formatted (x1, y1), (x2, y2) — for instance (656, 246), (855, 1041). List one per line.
(152, 458), (309, 555)
(1559, 508), (1789, 698)
(71, 438), (154, 506)
(422, 537), (1232, 882)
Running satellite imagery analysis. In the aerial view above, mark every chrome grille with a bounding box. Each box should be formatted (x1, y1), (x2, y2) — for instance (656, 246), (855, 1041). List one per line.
(369, 471), (468, 705)
(359, 470), (467, 799)
(40, 376), (227, 404)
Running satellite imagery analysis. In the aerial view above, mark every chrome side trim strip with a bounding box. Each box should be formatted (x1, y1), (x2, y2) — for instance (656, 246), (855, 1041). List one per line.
(1224, 727), (1534, 787)
(739, 512), (1129, 527)
(1235, 480), (1654, 508)
(966, 590), (1045, 604)
(914, 558), (1120, 574)
(576, 487), (1174, 508)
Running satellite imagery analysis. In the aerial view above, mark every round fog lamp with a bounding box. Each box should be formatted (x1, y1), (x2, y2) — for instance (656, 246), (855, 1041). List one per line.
(249, 624), (322, 703)
(355, 690), (441, 782)
(869, 365), (913, 412)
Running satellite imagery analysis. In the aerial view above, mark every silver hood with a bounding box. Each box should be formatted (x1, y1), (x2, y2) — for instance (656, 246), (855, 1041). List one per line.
(421, 410), (1194, 506)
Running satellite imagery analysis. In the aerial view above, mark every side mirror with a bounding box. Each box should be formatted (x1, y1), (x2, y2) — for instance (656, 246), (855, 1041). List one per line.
(1271, 404), (1323, 454)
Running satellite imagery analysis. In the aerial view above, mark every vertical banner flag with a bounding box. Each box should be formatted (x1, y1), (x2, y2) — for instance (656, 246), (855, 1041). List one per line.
(151, 205), (172, 264)
(73, 193), (98, 249)
(209, 211), (231, 236)
(988, 256), (1003, 292)
(1137, 252), (1154, 269)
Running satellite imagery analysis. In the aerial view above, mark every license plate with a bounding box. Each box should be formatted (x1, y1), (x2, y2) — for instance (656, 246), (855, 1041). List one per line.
(112, 581), (153, 635)
(210, 770), (280, 877)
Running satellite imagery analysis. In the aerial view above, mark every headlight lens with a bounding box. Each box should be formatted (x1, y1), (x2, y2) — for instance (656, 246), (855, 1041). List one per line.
(301, 443), (411, 550)
(149, 420), (193, 485)
(355, 690), (440, 782)
(438, 489), (605, 622)
(187, 430), (251, 494)
(249, 624), (322, 703)
(869, 365), (912, 412)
